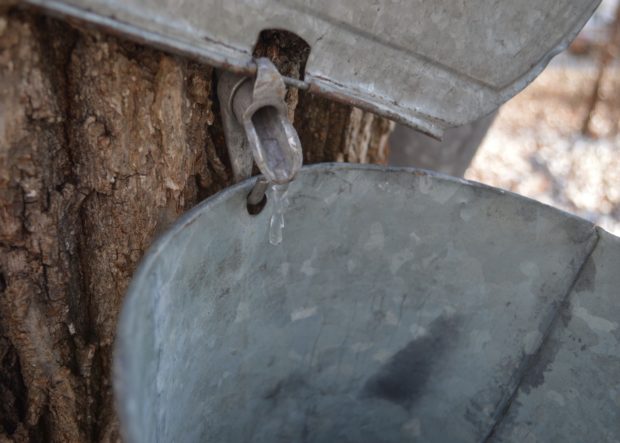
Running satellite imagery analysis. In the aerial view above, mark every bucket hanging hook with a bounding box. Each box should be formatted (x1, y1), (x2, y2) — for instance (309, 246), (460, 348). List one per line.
(217, 58), (303, 204)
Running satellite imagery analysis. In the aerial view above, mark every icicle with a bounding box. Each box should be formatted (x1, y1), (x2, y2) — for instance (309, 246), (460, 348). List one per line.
(268, 183), (290, 245)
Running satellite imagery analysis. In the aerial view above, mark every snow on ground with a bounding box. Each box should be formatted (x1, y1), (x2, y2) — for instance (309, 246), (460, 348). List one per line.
(466, 54), (620, 235)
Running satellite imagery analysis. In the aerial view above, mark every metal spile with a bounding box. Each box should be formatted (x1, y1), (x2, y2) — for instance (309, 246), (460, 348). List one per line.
(217, 58), (303, 187)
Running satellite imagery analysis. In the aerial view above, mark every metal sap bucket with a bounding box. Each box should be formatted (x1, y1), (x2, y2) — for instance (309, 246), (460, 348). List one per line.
(114, 164), (620, 443)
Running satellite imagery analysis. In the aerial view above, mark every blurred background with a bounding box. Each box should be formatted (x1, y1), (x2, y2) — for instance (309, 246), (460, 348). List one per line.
(390, 0), (620, 235)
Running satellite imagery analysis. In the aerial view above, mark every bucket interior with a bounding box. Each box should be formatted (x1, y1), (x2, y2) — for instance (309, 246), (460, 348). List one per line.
(115, 164), (618, 442)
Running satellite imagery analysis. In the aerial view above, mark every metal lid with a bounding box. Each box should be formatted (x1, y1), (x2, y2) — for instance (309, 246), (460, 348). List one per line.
(29, 0), (599, 137)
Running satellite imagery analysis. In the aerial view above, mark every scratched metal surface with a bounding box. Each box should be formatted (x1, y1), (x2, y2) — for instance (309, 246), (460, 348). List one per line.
(115, 164), (619, 443)
(24, 0), (599, 137)
(491, 229), (620, 442)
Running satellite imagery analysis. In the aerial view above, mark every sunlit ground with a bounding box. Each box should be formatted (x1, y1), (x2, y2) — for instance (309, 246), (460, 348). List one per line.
(466, 54), (620, 236)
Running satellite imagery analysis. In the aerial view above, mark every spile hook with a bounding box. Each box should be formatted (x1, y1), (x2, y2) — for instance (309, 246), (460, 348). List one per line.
(217, 58), (303, 204)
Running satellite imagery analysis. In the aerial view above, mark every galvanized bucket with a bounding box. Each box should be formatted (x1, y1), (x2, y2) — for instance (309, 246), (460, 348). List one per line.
(114, 164), (620, 443)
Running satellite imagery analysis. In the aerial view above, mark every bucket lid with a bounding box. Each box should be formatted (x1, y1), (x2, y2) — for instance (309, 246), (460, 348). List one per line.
(26, 0), (599, 136)
(27, 0), (600, 137)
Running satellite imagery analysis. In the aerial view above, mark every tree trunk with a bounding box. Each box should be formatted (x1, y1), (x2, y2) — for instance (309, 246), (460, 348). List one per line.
(0, 8), (393, 442)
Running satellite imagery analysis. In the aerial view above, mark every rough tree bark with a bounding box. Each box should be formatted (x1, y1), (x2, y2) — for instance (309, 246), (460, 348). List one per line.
(0, 8), (393, 442)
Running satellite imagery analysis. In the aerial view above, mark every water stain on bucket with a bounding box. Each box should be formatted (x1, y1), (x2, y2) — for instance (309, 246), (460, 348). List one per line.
(361, 314), (461, 410)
